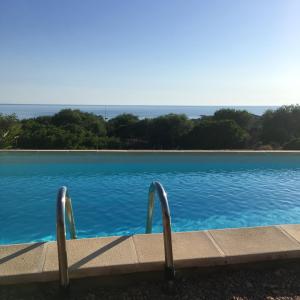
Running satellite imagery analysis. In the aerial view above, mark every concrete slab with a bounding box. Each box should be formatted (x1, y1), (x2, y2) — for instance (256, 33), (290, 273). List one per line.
(279, 224), (300, 244)
(209, 226), (300, 264)
(133, 231), (225, 271)
(0, 242), (46, 284)
(132, 233), (164, 270)
(2, 225), (300, 286)
(42, 236), (138, 281)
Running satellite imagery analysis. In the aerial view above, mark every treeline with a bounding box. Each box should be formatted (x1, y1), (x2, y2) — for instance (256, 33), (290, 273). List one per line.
(1, 105), (300, 150)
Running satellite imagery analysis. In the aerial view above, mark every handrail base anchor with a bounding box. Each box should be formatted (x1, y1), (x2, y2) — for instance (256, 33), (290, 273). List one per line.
(165, 266), (175, 281)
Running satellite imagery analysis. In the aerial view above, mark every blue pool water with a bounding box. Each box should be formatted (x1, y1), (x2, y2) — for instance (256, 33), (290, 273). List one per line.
(1, 152), (300, 245)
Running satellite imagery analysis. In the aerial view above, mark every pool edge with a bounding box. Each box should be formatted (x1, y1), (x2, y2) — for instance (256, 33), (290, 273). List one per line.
(1, 224), (300, 286)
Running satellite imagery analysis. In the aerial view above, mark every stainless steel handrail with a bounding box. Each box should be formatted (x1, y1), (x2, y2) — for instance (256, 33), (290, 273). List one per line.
(56, 186), (77, 288)
(145, 181), (175, 281)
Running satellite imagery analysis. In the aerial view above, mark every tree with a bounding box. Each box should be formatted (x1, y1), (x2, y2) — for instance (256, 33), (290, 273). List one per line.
(183, 119), (249, 149)
(213, 109), (254, 129)
(107, 114), (139, 139)
(52, 109), (106, 136)
(0, 114), (20, 148)
(283, 138), (300, 150)
(148, 114), (193, 149)
(18, 109), (107, 149)
(261, 105), (300, 145)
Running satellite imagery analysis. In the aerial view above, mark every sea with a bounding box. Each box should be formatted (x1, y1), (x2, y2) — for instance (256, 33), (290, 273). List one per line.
(0, 104), (278, 120)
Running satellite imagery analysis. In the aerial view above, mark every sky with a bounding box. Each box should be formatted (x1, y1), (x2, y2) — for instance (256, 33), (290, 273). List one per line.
(0, 0), (299, 106)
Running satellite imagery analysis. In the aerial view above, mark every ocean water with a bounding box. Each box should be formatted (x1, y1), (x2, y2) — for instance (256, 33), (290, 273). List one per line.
(0, 104), (278, 119)
(1, 152), (300, 245)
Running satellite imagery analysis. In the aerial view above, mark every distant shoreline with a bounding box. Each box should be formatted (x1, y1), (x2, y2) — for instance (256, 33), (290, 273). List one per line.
(0, 103), (279, 107)
(0, 103), (278, 120)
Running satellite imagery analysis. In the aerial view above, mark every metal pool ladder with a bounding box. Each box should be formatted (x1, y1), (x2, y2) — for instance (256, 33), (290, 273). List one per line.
(146, 181), (175, 281)
(56, 186), (77, 288)
(56, 181), (175, 288)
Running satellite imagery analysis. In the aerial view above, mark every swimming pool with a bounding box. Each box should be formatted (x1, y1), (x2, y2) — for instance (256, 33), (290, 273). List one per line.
(1, 151), (300, 245)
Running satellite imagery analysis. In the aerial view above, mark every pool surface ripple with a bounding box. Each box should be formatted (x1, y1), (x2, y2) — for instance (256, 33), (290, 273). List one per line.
(1, 152), (300, 244)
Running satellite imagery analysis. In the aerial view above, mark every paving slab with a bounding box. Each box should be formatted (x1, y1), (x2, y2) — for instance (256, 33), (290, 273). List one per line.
(133, 231), (225, 271)
(2, 225), (300, 286)
(209, 226), (300, 264)
(279, 224), (300, 244)
(42, 236), (138, 281)
(0, 242), (46, 285)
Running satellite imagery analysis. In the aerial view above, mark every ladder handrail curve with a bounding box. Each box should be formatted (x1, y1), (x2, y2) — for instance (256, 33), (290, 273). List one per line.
(56, 186), (77, 288)
(145, 181), (175, 281)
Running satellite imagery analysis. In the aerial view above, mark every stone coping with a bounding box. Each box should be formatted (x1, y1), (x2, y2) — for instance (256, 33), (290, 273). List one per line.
(1, 224), (300, 285)
(1, 149), (300, 153)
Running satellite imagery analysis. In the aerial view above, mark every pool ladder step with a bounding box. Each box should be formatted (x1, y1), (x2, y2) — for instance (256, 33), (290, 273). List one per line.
(56, 181), (175, 288)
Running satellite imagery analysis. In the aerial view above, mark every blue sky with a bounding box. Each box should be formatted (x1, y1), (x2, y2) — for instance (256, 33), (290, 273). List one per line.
(0, 0), (299, 105)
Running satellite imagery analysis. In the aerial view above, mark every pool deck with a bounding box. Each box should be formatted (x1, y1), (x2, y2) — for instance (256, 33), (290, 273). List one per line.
(1, 224), (300, 286)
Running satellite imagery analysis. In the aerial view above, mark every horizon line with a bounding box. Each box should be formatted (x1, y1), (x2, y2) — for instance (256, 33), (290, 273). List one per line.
(0, 103), (282, 107)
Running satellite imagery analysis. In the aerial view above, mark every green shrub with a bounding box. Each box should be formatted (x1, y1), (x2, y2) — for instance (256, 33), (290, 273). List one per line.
(283, 138), (300, 150)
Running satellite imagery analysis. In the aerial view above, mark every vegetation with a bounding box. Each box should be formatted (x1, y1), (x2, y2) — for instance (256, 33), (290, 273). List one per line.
(1, 105), (300, 150)
(0, 113), (20, 148)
